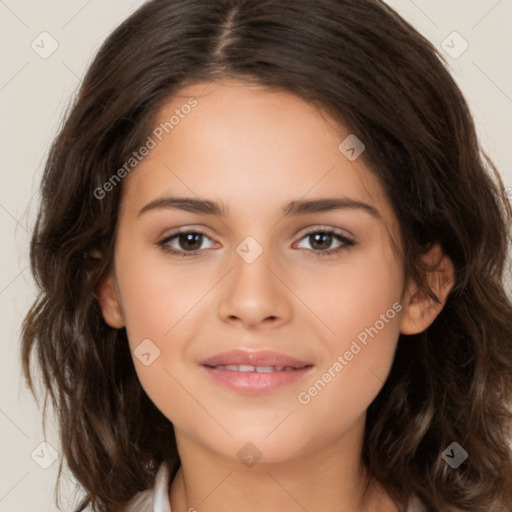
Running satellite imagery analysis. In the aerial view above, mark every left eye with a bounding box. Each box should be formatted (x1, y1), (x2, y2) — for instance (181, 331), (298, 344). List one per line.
(294, 229), (355, 254)
(158, 228), (355, 257)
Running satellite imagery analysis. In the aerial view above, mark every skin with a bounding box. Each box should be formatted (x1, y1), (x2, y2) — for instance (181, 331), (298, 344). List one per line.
(98, 79), (454, 512)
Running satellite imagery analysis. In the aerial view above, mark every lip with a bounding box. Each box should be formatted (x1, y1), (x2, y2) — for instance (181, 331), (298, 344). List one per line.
(200, 349), (312, 368)
(199, 349), (314, 395)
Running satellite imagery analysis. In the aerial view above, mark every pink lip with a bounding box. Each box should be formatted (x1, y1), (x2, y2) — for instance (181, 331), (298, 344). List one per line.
(199, 349), (314, 395)
(199, 349), (312, 368)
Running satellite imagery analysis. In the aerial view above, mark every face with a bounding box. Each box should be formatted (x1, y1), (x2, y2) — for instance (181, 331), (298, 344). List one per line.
(99, 79), (423, 465)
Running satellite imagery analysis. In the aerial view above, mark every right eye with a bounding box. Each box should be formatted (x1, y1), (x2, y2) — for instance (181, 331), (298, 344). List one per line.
(158, 229), (219, 257)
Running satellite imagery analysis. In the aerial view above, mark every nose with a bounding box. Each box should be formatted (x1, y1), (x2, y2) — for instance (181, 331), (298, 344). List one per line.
(217, 242), (293, 329)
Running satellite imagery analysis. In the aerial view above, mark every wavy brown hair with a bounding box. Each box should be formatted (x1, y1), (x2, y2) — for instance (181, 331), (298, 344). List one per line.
(21, 0), (512, 511)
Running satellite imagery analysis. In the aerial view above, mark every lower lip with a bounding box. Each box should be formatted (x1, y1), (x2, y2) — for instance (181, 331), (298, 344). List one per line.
(200, 365), (314, 394)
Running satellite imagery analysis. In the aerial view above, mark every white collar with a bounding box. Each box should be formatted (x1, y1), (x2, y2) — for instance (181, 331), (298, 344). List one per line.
(152, 460), (172, 512)
(123, 461), (172, 512)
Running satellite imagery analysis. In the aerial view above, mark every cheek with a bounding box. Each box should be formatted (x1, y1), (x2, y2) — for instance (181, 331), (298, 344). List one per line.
(308, 242), (403, 343)
(114, 248), (203, 424)
(114, 243), (222, 408)
(298, 245), (403, 405)
(115, 243), (209, 343)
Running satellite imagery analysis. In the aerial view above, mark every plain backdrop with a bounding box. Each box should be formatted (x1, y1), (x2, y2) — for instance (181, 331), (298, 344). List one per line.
(1, 1), (511, 511)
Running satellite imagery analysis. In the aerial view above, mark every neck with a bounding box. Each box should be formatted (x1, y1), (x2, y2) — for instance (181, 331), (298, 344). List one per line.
(169, 416), (399, 512)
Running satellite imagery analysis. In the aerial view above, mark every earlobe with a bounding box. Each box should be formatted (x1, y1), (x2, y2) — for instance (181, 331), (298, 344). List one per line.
(97, 272), (125, 329)
(399, 244), (455, 335)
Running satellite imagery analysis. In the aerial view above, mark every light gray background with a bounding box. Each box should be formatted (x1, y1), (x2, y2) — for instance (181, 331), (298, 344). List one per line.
(1, 1), (511, 511)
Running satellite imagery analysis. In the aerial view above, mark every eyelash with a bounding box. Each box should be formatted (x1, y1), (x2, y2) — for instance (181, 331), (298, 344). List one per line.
(157, 227), (356, 258)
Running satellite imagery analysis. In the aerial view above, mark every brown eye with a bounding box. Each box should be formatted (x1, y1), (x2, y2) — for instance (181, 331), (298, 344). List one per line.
(158, 230), (217, 256)
(295, 228), (355, 256)
(176, 233), (203, 251)
(308, 232), (334, 251)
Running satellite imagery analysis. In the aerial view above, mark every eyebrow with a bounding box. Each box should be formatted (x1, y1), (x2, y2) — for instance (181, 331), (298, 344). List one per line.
(138, 196), (381, 219)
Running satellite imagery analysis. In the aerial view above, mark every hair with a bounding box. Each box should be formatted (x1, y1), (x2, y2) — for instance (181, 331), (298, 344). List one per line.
(21, 0), (512, 511)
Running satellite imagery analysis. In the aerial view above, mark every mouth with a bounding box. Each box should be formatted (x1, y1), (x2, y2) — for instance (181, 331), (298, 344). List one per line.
(204, 364), (310, 372)
(199, 349), (314, 394)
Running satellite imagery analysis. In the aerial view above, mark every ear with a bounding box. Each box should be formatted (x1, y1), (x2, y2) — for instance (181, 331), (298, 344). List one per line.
(97, 272), (125, 329)
(400, 243), (455, 335)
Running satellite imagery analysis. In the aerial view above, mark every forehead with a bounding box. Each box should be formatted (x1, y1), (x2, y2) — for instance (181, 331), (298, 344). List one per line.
(121, 79), (397, 235)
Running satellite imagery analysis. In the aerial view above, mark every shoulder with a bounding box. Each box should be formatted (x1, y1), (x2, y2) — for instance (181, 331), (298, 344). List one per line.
(123, 461), (172, 512)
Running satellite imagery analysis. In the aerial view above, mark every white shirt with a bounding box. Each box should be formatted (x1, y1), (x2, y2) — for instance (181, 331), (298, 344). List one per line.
(123, 460), (426, 512)
(123, 461), (171, 512)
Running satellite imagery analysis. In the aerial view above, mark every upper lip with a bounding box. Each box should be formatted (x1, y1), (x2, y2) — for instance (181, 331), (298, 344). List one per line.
(200, 349), (313, 368)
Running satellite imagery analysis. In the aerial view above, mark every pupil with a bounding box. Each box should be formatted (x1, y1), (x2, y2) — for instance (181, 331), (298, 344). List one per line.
(311, 232), (331, 250)
(181, 233), (202, 251)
